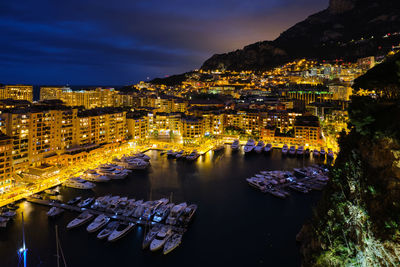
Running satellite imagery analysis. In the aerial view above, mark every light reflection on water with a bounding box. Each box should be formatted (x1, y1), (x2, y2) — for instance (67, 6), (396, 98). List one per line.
(0, 147), (326, 267)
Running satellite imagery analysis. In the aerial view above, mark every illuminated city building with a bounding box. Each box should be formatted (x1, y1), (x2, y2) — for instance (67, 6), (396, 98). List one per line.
(0, 134), (13, 193)
(0, 85), (33, 102)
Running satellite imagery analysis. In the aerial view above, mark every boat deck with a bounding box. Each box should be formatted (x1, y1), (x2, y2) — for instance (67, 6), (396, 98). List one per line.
(27, 197), (187, 234)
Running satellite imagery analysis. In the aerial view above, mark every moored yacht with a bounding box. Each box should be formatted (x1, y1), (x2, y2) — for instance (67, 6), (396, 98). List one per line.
(150, 226), (173, 251)
(289, 146), (296, 156)
(186, 150), (200, 161)
(86, 214), (110, 233)
(313, 149), (320, 157)
(231, 139), (240, 151)
(67, 211), (94, 229)
(296, 146), (304, 157)
(178, 204), (197, 225)
(142, 224), (162, 249)
(97, 221), (119, 239)
(328, 148), (334, 159)
(264, 143), (272, 154)
(163, 233), (182, 255)
(64, 177), (95, 190)
(166, 202), (187, 225)
(47, 207), (64, 218)
(107, 223), (135, 242)
(175, 150), (184, 160)
(153, 203), (174, 223)
(254, 141), (265, 153)
(320, 148), (326, 158)
(243, 139), (256, 154)
(281, 144), (288, 156)
(77, 197), (94, 208)
(134, 153), (151, 162)
(166, 150), (177, 158)
(82, 170), (110, 182)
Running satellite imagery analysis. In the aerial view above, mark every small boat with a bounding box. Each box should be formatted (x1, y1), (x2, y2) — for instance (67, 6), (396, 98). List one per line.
(44, 188), (60, 195)
(97, 221), (119, 239)
(264, 143), (272, 154)
(0, 216), (9, 228)
(213, 144), (225, 152)
(6, 203), (18, 210)
(231, 140), (240, 151)
(243, 139), (256, 154)
(167, 150), (177, 159)
(327, 148), (334, 159)
(67, 211), (94, 229)
(86, 214), (110, 233)
(67, 196), (82, 205)
(305, 148), (310, 157)
(163, 233), (183, 255)
(153, 203), (174, 223)
(296, 146), (304, 157)
(289, 146), (296, 156)
(186, 150), (200, 161)
(254, 141), (265, 153)
(108, 223), (135, 242)
(77, 197), (94, 208)
(281, 144), (288, 156)
(142, 224), (162, 249)
(150, 226), (173, 251)
(1, 210), (16, 218)
(47, 207), (64, 218)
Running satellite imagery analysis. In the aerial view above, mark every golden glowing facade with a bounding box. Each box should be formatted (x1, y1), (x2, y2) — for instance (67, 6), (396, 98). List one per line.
(0, 134), (13, 193)
(0, 85), (33, 102)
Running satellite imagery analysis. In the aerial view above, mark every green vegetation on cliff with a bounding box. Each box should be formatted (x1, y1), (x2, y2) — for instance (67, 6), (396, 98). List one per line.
(297, 56), (400, 266)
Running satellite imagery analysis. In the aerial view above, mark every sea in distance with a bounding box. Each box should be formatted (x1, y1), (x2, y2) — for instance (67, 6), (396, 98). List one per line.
(0, 147), (324, 267)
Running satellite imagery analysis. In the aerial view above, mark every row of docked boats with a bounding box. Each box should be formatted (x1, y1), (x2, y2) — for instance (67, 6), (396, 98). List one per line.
(245, 165), (330, 199)
(281, 144), (334, 159)
(166, 150), (200, 161)
(236, 139), (273, 154)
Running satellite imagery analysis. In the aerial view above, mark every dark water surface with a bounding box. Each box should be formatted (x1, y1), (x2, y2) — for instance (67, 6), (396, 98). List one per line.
(0, 148), (322, 267)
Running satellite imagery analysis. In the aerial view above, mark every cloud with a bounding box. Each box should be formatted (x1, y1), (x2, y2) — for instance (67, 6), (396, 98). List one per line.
(0, 0), (328, 84)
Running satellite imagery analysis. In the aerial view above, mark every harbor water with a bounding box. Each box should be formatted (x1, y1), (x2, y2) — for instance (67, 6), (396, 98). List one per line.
(0, 148), (323, 267)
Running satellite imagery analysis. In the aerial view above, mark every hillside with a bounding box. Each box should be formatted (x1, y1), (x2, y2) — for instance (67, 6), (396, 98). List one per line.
(201, 0), (400, 70)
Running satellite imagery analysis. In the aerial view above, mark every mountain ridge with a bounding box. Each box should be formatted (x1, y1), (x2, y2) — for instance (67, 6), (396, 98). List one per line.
(201, 0), (400, 71)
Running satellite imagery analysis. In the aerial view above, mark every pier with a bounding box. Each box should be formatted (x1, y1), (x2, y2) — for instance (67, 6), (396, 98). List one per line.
(27, 197), (187, 234)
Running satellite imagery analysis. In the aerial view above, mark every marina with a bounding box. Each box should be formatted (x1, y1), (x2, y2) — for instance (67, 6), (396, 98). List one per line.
(0, 149), (322, 267)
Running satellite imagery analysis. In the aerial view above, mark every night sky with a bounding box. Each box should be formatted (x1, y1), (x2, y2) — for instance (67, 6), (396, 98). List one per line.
(0, 0), (328, 85)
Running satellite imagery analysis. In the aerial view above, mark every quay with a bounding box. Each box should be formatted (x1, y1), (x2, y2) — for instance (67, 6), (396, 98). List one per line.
(26, 197), (187, 234)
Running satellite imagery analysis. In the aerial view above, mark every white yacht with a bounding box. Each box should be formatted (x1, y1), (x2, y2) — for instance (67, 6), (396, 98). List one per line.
(231, 140), (240, 151)
(96, 165), (129, 179)
(243, 139), (256, 154)
(66, 211), (94, 229)
(150, 226), (173, 251)
(86, 214), (110, 233)
(264, 143), (272, 153)
(133, 153), (151, 162)
(97, 221), (119, 239)
(77, 197), (94, 208)
(153, 203), (174, 223)
(142, 224), (162, 249)
(186, 150), (200, 161)
(107, 223), (135, 242)
(281, 144), (288, 156)
(64, 177), (95, 190)
(254, 141), (265, 153)
(163, 233), (182, 255)
(47, 207), (64, 218)
(166, 202), (187, 225)
(82, 170), (110, 182)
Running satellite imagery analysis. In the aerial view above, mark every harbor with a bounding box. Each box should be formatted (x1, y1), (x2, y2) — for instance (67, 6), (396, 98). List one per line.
(0, 149), (322, 267)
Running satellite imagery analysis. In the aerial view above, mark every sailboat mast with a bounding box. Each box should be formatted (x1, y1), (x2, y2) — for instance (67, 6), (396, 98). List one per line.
(21, 212), (27, 267)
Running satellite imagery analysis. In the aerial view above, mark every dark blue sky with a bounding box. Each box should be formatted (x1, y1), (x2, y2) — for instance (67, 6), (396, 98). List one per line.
(0, 0), (328, 85)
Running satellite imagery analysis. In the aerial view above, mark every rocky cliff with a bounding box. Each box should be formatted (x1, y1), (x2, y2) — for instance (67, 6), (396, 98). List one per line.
(296, 56), (400, 266)
(201, 0), (400, 70)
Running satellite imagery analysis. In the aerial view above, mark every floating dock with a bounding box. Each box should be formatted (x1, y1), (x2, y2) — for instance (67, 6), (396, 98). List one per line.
(27, 197), (187, 234)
